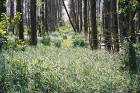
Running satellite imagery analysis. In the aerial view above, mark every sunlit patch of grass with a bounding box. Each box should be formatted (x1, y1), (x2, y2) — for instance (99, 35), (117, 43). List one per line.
(62, 38), (73, 47)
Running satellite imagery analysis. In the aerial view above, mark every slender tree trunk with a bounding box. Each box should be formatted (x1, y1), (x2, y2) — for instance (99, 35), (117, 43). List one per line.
(138, 1), (140, 43)
(9, 0), (14, 33)
(71, 0), (78, 32)
(79, 0), (82, 32)
(130, 17), (136, 44)
(84, 0), (88, 39)
(62, 0), (76, 32)
(45, 0), (48, 33)
(30, 0), (37, 45)
(41, 0), (45, 28)
(90, 0), (98, 49)
(17, 0), (24, 40)
(111, 0), (119, 52)
(103, 0), (112, 50)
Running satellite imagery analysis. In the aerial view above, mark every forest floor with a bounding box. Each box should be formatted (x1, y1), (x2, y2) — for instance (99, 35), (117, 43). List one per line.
(0, 26), (140, 92)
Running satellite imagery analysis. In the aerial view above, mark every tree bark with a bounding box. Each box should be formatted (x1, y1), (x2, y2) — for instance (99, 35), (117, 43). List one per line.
(103, 0), (112, 50)
(45, 0), (48, 33)
(62, 0), (76, 32)
(84, 0), (88, 39)
(17, 0), (24, 40)
(9, 0), (14, 33)
(30, 0), (37, 45)
(90, 0), (98, 49)
(111, 0), (119, 52)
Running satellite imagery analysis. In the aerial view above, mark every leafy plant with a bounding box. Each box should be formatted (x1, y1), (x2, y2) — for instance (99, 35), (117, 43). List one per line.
(54, 40), (61, 48)
(0, 13), (9, 49)
(41, 37), (51, 46)
(63, 35), (67, 40)
(73, 39), (85, 47)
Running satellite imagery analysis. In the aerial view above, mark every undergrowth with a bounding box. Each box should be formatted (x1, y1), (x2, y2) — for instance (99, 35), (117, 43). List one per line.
(0, 44), (140, 93)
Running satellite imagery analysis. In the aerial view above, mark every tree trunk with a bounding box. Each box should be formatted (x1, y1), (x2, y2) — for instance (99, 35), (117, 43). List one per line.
(138, 1), (140, 43)
(103, 0), (112, 51)
(45, 0), (48, 33)
(9, 0), (14, 33)
(41, 0), (45, 29)
(30, 0), (37, 45)
(62, 0), (76, 32)
(79, 0), (82, 32)
(17, 0), (24, 40)
(111, 0), (119, 52)
(90, 0), (98, 49)
(84, 0), (88, 39)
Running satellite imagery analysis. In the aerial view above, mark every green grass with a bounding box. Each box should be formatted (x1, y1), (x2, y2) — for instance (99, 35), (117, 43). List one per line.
(0, 43), (139, 93)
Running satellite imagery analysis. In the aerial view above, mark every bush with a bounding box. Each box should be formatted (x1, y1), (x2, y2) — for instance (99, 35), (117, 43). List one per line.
(63, 35), (67, 40)
(134, 43), (140, 55)
(0, 13), (9, 49)
(73, 39), (85, 47)
(2, 39), (27, 51)
(0, 54), (29, 92)
(41, 37), (51, 46)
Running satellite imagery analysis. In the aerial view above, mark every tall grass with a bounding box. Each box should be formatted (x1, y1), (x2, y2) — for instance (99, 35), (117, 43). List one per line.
(0, 44), (139, 93)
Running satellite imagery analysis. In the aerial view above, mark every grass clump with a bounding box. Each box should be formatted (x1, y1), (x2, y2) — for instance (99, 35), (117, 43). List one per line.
(54, 40), (61, 48)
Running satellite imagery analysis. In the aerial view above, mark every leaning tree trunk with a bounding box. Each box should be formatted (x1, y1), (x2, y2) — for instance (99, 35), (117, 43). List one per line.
(30, 0), (37, 45)
(90, 0), (98, 49)
(62, 0), (76, 32)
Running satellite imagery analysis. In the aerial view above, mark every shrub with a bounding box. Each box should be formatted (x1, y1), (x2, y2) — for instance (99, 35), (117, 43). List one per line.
(123, 42), (137, 72)
(0, 13), (9, 49)
(134, 43), (140, 55)
(73, 39), (85, 47)
(2, 39), (27, 51)
(63, 35), (67, 40)
(41, 37), (51, 46)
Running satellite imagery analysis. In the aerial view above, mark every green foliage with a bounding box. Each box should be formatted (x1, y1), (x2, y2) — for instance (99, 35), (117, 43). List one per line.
(2, 39), (27, 51)
(54, 40), (61, 48)
(123, 42), (137, 72)
(73, 39), (85, 47)
(41, 37), (51, 46)
(0, 13), (9, 49)
(119, 0), (138, 16)
(0, 44), (139, 92)
(41, 26), (46, 37)
(63, 35), (67, 40)
(11, 12), (22, 27)
(134, 43), (140, 56)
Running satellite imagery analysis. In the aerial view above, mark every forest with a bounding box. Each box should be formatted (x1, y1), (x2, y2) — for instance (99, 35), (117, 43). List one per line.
(0, 0), (140, 92)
